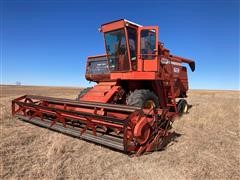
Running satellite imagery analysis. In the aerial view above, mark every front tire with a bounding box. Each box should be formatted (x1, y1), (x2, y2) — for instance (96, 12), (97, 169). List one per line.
(126, 89), (159, 108)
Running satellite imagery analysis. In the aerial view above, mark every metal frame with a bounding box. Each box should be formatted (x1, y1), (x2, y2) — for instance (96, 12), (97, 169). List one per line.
(12, 95), (176, 155)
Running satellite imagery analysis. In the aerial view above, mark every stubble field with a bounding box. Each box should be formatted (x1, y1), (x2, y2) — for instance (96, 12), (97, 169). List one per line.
(0, 85), (239, 179)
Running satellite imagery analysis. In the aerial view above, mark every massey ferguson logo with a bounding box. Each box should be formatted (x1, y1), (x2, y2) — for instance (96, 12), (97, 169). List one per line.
(161, 58), (182, 66)
(161, 58), (169, 64)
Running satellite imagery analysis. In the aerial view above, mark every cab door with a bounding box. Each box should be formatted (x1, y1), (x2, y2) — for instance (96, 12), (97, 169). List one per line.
(138, 26), (158, 71)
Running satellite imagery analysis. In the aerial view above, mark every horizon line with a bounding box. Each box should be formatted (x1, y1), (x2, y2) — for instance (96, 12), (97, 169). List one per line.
(1, 84), (239, 91)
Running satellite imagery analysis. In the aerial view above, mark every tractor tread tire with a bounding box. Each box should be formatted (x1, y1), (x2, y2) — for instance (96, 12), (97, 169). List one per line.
(177, 99), (188, 115)
(126, 89), (159, 108)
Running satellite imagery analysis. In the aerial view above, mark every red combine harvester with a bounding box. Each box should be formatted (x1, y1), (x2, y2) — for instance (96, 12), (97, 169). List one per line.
(12, 19), (195, 155)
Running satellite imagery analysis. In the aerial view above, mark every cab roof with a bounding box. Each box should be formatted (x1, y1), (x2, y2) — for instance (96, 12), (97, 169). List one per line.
(100, 19), (142, 32)
(101, 19), (142, 27)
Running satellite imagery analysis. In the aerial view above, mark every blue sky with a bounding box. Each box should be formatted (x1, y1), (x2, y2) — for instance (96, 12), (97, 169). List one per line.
(1, 0), (239, 90)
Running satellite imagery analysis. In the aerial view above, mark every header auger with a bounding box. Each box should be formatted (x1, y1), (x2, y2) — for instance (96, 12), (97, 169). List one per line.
(12, 19), (195, 156)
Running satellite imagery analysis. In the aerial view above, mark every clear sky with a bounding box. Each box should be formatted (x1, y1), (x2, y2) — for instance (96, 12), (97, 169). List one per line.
(1, 0), (239, 90)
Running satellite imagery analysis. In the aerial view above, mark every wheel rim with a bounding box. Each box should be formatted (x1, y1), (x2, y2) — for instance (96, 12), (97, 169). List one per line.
(144, 100), (156, 109)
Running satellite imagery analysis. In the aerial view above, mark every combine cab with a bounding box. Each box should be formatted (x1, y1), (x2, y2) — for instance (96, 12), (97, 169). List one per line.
(12, 19), (195, 155)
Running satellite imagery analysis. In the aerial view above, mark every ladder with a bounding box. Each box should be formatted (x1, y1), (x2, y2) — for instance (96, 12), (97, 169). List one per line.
(165, 79), (177, 112)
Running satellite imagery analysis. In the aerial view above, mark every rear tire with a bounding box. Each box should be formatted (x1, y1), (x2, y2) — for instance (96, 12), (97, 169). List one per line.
(76, 87), (92, 101)
(126, 89), (159, 108)
(177, 99), (188, 115)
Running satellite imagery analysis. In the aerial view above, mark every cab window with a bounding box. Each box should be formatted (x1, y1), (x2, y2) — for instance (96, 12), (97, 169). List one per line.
(127, 27), (137, 61)
(140, 30), (156, 60)
(105, 29), (129, 71)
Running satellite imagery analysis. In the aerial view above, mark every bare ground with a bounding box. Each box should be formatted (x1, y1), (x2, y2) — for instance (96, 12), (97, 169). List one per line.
(0, 85), (239, 179)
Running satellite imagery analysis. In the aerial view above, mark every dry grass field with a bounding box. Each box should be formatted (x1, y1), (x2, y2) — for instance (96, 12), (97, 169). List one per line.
(0, 85), (239, 179)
